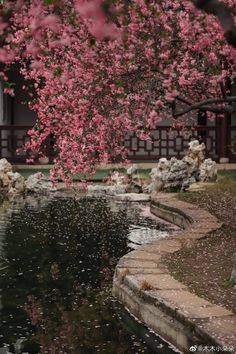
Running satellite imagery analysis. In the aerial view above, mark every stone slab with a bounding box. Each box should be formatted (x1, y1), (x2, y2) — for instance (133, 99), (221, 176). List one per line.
(190, 221), (222, 231)
(140, 240), (182, 254)
(178, 305), (233, 319)
(172, 231), (207, 240)
(116, 267), (167, 277)
(195, 315), (236, 347)
(122, 250), (162, 262)
(117, 259), (158, 269)
(153, 289), (215, 308)
(135, 274), (187, 290)
(115, 193), (150, 202)
(185, 210), (218, 222)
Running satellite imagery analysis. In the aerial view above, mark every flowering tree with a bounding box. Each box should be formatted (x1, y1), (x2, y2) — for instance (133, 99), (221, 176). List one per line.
(0, 0), (236, 180)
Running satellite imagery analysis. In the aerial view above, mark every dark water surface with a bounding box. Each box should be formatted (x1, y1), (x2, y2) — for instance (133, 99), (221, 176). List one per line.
(0, 196), (178, 354)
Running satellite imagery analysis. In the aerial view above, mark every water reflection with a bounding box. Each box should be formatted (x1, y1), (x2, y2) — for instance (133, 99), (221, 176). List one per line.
(0, 196), (177, 354)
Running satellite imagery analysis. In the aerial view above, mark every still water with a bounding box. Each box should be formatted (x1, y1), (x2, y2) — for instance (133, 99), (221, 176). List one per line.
(0, 196), (178, 354)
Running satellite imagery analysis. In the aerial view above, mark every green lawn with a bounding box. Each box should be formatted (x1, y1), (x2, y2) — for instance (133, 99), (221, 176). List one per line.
(218, 169), (236, 181)
(164, 175), (236, 313)
(16, 167), (236, 182)
(16, 168), (151, 181)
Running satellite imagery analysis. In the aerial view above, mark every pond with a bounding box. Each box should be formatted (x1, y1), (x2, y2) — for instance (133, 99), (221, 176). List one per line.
(0, 195), (179, 354)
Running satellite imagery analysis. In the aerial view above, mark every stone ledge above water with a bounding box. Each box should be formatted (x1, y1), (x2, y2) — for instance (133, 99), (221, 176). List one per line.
(113, 193), (235, 354)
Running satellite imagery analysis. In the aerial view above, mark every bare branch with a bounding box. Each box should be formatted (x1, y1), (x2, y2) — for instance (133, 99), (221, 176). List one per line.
(176, 96), (193, 106)
(173, 96), (236, 117)
(193, 0), (236, 48)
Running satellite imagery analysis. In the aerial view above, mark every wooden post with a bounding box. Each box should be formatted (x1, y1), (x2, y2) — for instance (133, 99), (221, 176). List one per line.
(216, 113), (229, 162)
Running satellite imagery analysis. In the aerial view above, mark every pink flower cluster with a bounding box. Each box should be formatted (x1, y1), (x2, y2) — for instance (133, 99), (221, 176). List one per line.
(0, 0), (235, 180)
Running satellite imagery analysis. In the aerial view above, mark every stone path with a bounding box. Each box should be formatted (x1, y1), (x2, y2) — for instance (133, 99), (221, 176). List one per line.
(113, 193), (236, 354)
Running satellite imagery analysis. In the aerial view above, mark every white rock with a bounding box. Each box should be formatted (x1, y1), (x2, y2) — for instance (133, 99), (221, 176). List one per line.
(7, 172), (25, 193)
(199, 158), (217, 182)
(0, 172), (11, 188)
(0, 158), (12, 173)
(188, 139), (205, 154)
(0, 160), (25, 196)
(87, 184), (127, 195)
(25, 172), (56, 193)
(145, 140), (217, 193)
(127, 164), (138, 176)
(110, 171), (127, 186)
(115, 193), (150, 202)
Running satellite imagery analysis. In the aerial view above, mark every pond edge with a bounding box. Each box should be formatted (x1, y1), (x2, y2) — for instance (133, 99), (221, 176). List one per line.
(112, 192), (236, 354)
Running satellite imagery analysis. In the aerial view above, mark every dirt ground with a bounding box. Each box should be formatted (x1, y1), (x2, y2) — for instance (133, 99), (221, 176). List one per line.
(163, 177), (236, 313)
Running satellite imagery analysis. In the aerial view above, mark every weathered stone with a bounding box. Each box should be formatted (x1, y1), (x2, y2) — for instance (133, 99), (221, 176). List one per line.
(154, 289), (213, 308)
(122, 250), (162, 262)
(140, 239), (182, 254)
(25, 172), (56, 194)
(126, 164), (144, 193)
(146, 140), (217, 193)
(195, 316), (236, 347)
(110, 171), (127, 185)
(0, 158), (12, 173)
(178, 304), (233, 319)
(117, 259), (158, 269)
(116, 267), (166, 277)
(7, 172), (25, 194)
(135, 274), (187, 290)
(165, 159), (189, 191)
(199, 158), (217, 182)
(187, 139), (205, 165)
(115, 193), (150, 202)
(152, 289), (233, 320)
(126, 164), (138, 176)
(0, 159), (25, 196)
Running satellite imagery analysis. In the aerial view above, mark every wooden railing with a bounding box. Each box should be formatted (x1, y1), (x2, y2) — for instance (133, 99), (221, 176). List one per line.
(0, 124), (225, 163)
(0, 125), (55, 163)
(125, 125), (218, 161)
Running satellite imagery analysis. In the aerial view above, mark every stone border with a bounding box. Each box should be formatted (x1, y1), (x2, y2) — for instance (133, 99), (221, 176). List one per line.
(112, 193), (236, 354)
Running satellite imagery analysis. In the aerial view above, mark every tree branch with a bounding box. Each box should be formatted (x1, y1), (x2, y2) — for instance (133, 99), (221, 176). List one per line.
(193, 0), (236, 48)
(173, 96), (236, 117)
(176, 96), (193, 106)
(220, 81), (227, 98)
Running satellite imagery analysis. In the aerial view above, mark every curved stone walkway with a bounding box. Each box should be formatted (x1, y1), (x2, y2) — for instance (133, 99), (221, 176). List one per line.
(113, 193), (236, 354)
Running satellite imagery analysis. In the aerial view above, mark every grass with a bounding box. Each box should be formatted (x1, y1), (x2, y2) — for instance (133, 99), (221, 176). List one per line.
(218, 169), (236, 181)
(17, 168), (113, 181)
(16, 167), (152, 181)
(163, 175), (236, 313)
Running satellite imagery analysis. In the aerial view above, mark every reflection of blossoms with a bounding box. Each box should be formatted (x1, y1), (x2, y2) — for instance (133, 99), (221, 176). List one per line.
(50, 262), (60, 280)
(24, 295), (43, 326)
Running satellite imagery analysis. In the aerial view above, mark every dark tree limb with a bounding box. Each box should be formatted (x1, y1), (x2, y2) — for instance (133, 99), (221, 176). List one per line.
(220, 81), (227, 99)
(193, 0), (236, 48)
(176, 96), (193, 106)
(173, 96), (236, 117)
